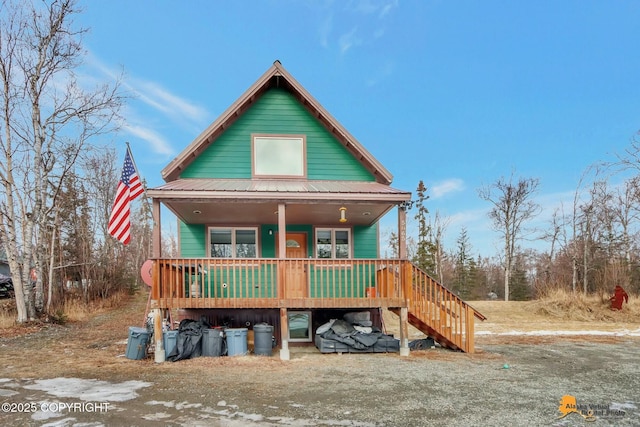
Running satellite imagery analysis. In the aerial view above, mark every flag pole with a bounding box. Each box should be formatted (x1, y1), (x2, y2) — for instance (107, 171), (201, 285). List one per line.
(125, 142), (147, 196)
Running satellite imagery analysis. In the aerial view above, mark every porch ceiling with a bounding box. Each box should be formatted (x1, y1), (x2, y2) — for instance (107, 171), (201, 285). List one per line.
(147, 179), (411, 226)
(160, 200), (396, 226)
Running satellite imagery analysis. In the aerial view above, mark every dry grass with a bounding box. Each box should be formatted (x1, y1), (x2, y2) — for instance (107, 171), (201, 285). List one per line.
(0, 291), (132, 338)
(530, 288), (640, 322)
(469, 290), (639, 346)
(0, 299), (16, 328)
(61, 291), (130, 322)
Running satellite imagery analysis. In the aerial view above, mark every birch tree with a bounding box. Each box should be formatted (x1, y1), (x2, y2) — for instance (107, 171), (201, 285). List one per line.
(0, 0), (123, 322)
(478, 173), (540, 301)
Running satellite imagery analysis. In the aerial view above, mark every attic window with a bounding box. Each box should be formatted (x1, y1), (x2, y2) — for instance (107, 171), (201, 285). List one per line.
(253, 135), (306, 178)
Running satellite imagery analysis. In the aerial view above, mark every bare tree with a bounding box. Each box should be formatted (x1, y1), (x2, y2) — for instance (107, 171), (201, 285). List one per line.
(0, 0), (123, 322)
(478, 172), (540, 301)
(428, 211), (450, 283)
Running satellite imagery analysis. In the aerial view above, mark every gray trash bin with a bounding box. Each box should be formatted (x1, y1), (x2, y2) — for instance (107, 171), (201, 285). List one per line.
(253, 323), (274, 356)
(126, 326), (150, 360)
(202, 328), (225, 357)
(163, 330), (178, 360)
(226, 328), (248, 356)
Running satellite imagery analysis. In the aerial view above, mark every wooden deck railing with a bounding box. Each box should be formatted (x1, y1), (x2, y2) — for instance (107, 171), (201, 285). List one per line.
(150, 257), (485, 352)
(397, 263), (486, 353)
(151, 258), (406, 309)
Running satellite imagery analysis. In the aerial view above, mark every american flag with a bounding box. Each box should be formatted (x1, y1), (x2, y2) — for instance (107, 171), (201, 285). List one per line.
(108, 147), (144, 244)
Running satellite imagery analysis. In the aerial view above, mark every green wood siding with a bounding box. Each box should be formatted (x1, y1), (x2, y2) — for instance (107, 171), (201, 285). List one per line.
(309, 264), (376, 298)
(180, 223), (206, 257)
(353, 224), (379, 258)
(181, 88), (374, 181)
(178, 87), (381, 269)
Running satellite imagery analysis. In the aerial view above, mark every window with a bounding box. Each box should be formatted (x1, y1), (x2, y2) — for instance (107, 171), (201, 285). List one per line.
(253, 135), (305, 177)
(288, 311), (312, 342)
(315, 228), (350, 259)
(209, 228), (257, 258)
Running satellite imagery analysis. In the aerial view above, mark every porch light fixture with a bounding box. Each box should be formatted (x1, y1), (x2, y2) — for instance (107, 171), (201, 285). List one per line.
(339, 206), (347, 223)
(193, 210), (202, 214)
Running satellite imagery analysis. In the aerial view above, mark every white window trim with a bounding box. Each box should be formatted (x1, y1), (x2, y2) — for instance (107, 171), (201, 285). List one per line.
(252, 134), (306, 178)
(208, 227), (259, 258)
(287, 311), (312, 342)
(315, 228), (351, 259)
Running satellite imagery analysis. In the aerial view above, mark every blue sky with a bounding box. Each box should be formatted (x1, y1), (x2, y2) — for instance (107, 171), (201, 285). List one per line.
(76, 0), (640, 257)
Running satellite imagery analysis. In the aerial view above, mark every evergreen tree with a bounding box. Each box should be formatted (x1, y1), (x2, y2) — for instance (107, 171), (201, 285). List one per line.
(452, 227), (474, 299)
(412, 181), (437, 276)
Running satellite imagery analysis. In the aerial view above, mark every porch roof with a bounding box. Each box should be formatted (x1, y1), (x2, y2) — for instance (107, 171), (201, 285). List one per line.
(147, 179), (411, 226)
(149, 178), (410, 198)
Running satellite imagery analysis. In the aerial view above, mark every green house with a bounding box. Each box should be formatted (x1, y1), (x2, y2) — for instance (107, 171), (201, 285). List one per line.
(147, 61), (484, 360)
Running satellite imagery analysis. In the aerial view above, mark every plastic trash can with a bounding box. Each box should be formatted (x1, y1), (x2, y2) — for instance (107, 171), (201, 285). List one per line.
(126, 326), (150, 360)
(253, 323), (274, 356)
(163, 330), (178, 360)
(225, 328), (248, 356)
(202, 328), (225, 357)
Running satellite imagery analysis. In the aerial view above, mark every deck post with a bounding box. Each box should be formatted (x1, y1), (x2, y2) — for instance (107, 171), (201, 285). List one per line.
(153, 308), (165, 363)
(398, 203), (407, 259)
(399, 307), (410, 356)
(152, 199), (162, 258)
(465, 308), (475, 354)
(279, 307), (290, 360)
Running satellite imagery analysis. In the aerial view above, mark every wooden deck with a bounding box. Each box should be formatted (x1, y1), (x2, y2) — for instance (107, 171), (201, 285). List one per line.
(150, 258), (485, 353)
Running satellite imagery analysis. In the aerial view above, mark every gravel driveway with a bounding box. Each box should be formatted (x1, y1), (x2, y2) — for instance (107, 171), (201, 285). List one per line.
(0, 294), (637, 426)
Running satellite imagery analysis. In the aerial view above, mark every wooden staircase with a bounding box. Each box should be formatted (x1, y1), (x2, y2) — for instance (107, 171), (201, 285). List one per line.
(392, 263), (486, 353)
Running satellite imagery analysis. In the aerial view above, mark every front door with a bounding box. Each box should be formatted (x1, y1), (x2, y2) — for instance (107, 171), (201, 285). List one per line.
(276, 232), (308, 298)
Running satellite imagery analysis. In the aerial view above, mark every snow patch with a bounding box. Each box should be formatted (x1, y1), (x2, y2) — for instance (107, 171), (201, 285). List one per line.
(146, 400), (175, 408)
(142, 412), (172, 420)
(476, 329), (640, 337)
(611, 401), (638, 410)
(0, 388), (19, 397)
(24, 378), (152, 402)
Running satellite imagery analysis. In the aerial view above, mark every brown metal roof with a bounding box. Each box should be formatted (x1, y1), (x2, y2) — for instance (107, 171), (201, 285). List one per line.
(161, 60), (394, 185)
(147, 179), (410, 226)
(148, 179), (411, 201)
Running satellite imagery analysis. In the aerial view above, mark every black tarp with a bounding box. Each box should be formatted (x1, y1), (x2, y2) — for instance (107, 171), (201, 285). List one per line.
(166, 318), (210, 361)
(316, 318), (385, 351)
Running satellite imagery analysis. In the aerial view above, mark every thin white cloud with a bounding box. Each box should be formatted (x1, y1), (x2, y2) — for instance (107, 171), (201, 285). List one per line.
(84, 51), (209, 132)
(319, 14), (332, 48)
(131, 79), (209, 126)
(431, 178), (465, 199)
(348, 0), (398, 17)
(379, 0), (399, 18)
(447, 207), (489, 229)
(366, 60), (395, 86)
(317, 1), (397, 55)
(81, 51), (210, 156)
(123, 123), (174, 157)
(339, 27), (361, 54)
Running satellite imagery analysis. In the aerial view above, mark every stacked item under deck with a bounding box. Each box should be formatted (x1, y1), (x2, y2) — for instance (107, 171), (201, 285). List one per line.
(314, 312), (400, 354)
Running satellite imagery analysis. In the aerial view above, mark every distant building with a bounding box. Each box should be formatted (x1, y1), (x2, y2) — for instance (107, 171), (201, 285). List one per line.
(0, 248), (9, 276)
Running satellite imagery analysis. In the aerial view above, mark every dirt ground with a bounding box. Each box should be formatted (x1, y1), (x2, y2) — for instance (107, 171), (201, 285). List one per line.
(0, 292), (638, 427)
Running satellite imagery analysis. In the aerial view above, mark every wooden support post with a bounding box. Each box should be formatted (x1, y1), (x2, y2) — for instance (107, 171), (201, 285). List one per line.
(152, 199), (162, 258)
(279, 307), (290, 360)
(399, 307), (410, 357)
(398, 204), (407, 260)
(153, 308), (165, 363)
(465, 308), (475, 354)
(278, 203), (286, 259)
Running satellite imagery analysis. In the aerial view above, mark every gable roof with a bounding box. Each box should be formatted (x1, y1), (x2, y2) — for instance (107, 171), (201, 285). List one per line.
(161, 60), (394, 185)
